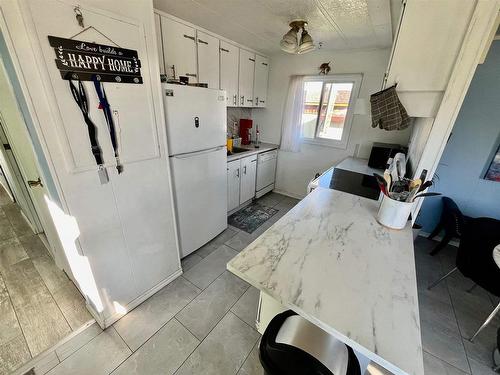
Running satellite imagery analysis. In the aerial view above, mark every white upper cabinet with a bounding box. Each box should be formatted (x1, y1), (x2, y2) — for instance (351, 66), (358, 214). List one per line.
(220, 40), (239, 107)
(239, 49), (255, 107)
(197, 31), (220, 89)
(253, 55), (269, 108)
(385, 0), (476, 117)
(155, 13), (269, 108)
(161, 16), (198, 82)
(154, 14), (165, 75)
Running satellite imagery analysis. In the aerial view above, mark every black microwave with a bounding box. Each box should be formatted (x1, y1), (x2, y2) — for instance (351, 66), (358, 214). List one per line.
(368, 143), (407, 169)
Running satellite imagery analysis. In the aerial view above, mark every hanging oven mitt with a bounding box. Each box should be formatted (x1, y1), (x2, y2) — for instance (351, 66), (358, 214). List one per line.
(370, 85), (410, 131)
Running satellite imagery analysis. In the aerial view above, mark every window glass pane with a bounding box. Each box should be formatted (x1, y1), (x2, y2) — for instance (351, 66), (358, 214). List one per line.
(316, 82), (353, 141)
(301, 81), (323, 138)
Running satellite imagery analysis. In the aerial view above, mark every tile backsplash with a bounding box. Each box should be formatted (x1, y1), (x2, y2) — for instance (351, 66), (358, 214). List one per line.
(227, 108), (252, 136)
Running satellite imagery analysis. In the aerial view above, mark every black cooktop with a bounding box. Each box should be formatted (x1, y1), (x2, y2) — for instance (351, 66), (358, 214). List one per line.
(317, 168), (380, 200)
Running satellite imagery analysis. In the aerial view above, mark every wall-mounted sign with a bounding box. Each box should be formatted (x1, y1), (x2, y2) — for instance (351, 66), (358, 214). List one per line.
(48, 36), (142, 84)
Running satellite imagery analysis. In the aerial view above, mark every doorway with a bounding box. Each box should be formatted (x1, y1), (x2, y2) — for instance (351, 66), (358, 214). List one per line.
(0, 40), (92, 374)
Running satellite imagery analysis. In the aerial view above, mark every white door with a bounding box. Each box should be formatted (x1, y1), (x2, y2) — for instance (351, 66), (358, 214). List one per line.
(227, 159), (240, 211)
(253, 55), (269, 108)
(238, 49), (255, 107)
(240, 154), (257, 204)
(154, 13), (165, 75)
(0, 58), (72, 274)
(220, 41), (239, 107)
(161, 17), (198, 82)
(170, 147), (227, 257)
(197, 31), (219, 89)
(163, 84), (226, 155)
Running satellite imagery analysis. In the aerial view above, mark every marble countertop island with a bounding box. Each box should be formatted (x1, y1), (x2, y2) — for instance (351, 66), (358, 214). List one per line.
(227, 187), (424, 375)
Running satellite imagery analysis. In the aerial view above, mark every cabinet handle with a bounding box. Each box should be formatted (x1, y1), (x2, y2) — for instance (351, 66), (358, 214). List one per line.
(262, 62), (268, 66)
(259, 100), (265, 104)
(198, 39), (208, 45)
(249, 58), (255, 62)
(183, 34), (195, 41)
(251, 160), (256, 163)
(186, 73), (197, 77)
(233, 94), (237, 105)
(240, 96), (244, 105)
(246, 98), (253, 102)
(255, 97), (258, 106)
(243, 166), (247, 174)
(220, 47), (229, 53)
(236, 168), (239, 177)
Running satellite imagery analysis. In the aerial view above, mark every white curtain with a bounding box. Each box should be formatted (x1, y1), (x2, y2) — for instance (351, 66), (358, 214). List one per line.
(280, 75), (305, 152)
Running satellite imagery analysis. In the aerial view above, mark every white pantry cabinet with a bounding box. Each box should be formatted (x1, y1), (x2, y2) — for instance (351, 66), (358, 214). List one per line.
(161, 16), (198, 82)
(197, 31), (220, 89)
(239, 154), (257, 204)
(238, 49), (256, 107)
(227, 159), (241, 211)
(253, 55), (269, 107)
(220, 40), (239, 107)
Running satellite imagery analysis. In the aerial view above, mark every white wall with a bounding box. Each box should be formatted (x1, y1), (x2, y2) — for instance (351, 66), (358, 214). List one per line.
(253, 48), (412, 198)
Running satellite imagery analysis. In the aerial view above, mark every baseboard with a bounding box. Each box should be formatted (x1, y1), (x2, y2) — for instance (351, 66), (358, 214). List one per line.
(419, 231), (460, 248)
(88, 268), (183, 329)
(272, 189), (304, 200)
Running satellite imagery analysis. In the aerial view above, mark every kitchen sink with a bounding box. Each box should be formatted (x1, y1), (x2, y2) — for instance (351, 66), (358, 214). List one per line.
(227, 147), (248, 155)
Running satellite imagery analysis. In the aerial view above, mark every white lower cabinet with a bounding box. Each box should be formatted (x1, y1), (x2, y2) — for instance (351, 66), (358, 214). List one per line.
(227, 154), (257, 211)
(240, 155), (257, 204)
(227, 160), (240, 212)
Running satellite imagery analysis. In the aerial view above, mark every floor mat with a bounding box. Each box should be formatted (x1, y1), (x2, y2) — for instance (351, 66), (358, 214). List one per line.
(228, 203), (278, 234)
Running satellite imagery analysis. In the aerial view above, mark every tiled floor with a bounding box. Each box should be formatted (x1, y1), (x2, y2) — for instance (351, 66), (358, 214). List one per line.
(18, 192), (500, 375)
(0, 186), (91, 374)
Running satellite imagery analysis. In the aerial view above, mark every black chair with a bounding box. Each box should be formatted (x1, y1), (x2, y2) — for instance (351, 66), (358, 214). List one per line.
(428, 217), (500, 341)
(260, 310), (361, 375)
(428, 197), (468, 255)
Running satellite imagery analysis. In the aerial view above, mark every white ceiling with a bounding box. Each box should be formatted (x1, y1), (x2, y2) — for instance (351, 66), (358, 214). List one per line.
(153, 0), (394, 55)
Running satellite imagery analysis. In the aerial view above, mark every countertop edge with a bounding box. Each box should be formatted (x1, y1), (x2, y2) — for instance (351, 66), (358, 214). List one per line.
(227, 143), (278, 162)
(226, 261), (414, 375)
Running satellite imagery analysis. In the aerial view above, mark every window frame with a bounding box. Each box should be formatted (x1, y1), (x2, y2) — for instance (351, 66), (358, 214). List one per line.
(300, 74), (363, 149)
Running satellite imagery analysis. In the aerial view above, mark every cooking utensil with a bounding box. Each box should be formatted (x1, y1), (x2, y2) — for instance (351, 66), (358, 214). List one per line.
(373, 173), (388, 195)
(411, 192), (441, 202)
(418, 180), (433, 192)
(393, 153), (406, 180)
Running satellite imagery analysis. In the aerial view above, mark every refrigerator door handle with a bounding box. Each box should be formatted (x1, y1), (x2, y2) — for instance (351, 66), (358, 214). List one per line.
(172, 146), (225, 159)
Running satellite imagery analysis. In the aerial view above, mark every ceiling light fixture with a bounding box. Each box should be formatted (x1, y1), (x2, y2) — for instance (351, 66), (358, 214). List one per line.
(280, 20), (315, 54)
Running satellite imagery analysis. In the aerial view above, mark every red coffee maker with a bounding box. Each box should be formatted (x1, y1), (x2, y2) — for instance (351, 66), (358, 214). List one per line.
(239, 119), (253, 145)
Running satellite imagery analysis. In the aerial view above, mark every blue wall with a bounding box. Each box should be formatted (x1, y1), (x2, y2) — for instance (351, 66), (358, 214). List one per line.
(417, 41), (500, 232)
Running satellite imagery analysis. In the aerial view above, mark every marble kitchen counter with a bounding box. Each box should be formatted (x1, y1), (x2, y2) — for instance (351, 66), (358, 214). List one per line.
(226, 142), (278, 162)
(227, 187), (424, 375)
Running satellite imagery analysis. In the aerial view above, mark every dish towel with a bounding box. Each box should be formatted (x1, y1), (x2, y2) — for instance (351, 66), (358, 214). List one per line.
(370, 85), (411, 131)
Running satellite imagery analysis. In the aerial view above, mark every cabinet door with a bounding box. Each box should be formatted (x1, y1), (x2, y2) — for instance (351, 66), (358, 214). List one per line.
(154, 14), (165, 75)
(220, 40), (239, 107)
(253, 55), (269, 107)
(197, 31), (220, 89)
(238, 49), (255, 107)
(240, 155), (257, 204)
(161, 17), (198, 82)
(227, 160), (240, 211)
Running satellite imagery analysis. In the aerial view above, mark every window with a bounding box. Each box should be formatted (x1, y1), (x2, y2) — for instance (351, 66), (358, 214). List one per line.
(300, 74), (362, 148)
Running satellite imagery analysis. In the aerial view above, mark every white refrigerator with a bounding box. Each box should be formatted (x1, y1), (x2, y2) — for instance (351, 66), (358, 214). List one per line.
(163, 84), (228, 258)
